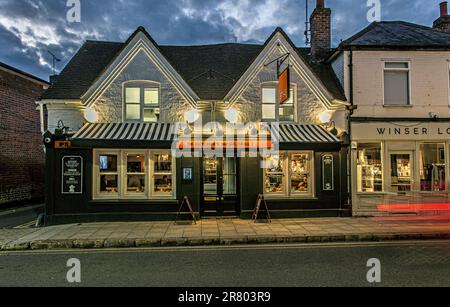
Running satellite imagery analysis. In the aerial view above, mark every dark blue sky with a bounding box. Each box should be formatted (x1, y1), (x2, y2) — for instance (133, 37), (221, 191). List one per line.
(0, 0), (443, 81)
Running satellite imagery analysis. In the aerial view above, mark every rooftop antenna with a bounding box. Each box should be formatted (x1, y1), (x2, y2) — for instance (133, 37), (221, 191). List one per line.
(47, 50), (61, 75)
(304, 0), (311, 46)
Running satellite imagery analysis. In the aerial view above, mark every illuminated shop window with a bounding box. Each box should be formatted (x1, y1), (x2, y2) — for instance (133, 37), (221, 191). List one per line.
(420, 143), (446, 192)
(356, 143), (383, 193)
(94, 150), (175, 200)
(264, 151), (314, 198)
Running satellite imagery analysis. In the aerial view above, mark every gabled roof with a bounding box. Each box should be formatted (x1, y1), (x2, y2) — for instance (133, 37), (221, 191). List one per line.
(340, 21), (450, 49)
(0, 61), (49, 86)
(42, 27), (345, 102)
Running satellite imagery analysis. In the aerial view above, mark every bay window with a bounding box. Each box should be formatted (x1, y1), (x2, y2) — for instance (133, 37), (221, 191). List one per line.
(124, 82), (160, 122)
(264, 151), (314, 198)
(94, 149), (175, 200)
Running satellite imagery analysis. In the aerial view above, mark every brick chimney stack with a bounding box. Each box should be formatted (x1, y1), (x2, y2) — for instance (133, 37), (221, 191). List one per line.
(310, 0), (331, 61)
(433, 1), (450, 32)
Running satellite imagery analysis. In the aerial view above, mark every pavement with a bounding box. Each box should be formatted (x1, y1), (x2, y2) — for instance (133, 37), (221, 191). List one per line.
(1, 216), (450, 251)
(0, 204), (44, 229)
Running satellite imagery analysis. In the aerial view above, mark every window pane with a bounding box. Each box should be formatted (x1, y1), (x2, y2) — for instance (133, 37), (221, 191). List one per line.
(127, 175), (145, 193)
(126, 88), (140, 103)
(280, 106), (294, 122)
(144, 108), (160, 122)
(291, 153), (311, 194)
(223, 158), (237, 195)
(127, 154), (145, 173)
(262, 105), (276, 120)
(420, 144), (446, 192)
(284, 89), (294, 105)
(384, 71), (409, 105)
(154, 153), (172, 172)
(385, 62), (408, 69)
(144, 88), (159, 105)
(357, 143), (383, 193)
(99, 155), (117, 172)
(100, 175), (118, 193)
(262, 88), (276, 104)
(154, 174), (172, 194)
(264, 155), (285, 194)
(126, 104), (141, 120)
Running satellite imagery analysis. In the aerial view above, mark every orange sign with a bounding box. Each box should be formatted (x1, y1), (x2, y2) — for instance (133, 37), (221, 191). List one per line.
(55, 141), (72, 149)
(278, 67), (290, 105)
(177, 140), (273, 150)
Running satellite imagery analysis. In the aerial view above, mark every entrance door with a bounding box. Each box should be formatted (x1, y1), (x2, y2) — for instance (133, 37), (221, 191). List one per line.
(202, 157), (239, 217)
(389, 151), (413, 193)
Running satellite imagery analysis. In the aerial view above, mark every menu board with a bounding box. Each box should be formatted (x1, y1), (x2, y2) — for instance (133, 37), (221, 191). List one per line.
(322, 155), (334, 191)
(62, 156), (83, 194)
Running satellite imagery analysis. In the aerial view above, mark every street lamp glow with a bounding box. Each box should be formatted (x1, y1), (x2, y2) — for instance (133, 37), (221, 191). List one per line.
(184, 109), (200, 123)
(319, 111), (332, 124)
(224, 108), (239, 124)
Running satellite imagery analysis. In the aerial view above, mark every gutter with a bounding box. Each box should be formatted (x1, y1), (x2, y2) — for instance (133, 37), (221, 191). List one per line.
(347, 48), (355, 212)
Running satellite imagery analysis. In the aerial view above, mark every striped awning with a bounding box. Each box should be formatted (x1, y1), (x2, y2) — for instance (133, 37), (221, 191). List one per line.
(73, 123), (176, 142)
(273, 124), (340, 143)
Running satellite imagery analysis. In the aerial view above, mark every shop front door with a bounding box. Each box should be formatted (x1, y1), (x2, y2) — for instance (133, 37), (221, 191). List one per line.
(389, 151), (414, 193)
(202, 157), (239, 217)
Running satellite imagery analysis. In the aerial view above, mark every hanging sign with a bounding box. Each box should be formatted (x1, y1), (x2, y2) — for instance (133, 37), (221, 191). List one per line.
(62, 156), (83, 194)
(322, 154), (334, 191)
(278, 67), (290, 105)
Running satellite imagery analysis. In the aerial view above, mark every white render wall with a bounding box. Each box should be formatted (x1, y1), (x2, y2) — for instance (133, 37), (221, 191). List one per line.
(352, 50), (450, 118)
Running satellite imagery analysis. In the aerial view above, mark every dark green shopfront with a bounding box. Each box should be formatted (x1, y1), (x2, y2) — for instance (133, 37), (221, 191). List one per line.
(44, 123), (350, 225)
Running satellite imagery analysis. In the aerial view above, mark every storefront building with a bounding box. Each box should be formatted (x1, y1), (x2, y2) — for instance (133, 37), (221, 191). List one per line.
(40, 2), (351, 224)
(327, 4), (450, 216)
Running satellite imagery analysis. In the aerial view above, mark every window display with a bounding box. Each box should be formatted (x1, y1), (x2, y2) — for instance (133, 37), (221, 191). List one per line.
(99, 154), (119, 193)
(357, 143), (383, 193)
(153, 153), (173, 196)
(390, 153), (412, 192)
(420, 144), (446, 192)
(126, 154), (146, 194)
(264, 152), (314, 197)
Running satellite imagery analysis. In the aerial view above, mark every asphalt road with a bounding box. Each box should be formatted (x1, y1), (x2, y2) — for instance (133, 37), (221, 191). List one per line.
(0, 241), (450, 287)
(0, 205), (44, 229)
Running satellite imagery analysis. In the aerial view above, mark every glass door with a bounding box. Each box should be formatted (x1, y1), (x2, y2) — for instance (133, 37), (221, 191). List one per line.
(389, 151), (413, 193)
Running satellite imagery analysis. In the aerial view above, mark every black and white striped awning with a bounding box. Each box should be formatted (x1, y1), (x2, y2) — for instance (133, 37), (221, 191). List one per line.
(73, 123), (176, 142)
(273, 124), (340, 143)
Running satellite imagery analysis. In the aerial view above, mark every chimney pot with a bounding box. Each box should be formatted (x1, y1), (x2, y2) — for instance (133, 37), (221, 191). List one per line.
(441, 1), (448, 17)
(317, 0), (324, 9)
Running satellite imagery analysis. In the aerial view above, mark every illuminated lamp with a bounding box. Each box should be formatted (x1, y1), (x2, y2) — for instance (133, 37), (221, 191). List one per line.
(184, 109), (200, 124)
(224, 108), (239, 124)
(84, 107), (98, 123)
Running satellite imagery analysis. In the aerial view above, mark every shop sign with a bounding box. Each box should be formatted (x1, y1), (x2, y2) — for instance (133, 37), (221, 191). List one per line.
(62, 156), (83, 194)
(352, 122), (450, 141)
(278, 67), (290, 105)
(322, 155), (334, 191)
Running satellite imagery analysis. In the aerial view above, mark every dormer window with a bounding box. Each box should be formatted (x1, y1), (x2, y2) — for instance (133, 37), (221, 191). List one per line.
(124, 82), (160, 122)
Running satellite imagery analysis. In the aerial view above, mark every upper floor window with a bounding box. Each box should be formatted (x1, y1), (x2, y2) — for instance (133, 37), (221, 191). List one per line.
(124, 82), (160, 122)
(383, 62), (411, 106)
(262, 86), (295, 122)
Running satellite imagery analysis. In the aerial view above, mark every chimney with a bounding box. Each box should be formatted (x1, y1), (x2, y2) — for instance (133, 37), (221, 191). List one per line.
(310, 0), (331, 61)
(433, 1), (450, 32)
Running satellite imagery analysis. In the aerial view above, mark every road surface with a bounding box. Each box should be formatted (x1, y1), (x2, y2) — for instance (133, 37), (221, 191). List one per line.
(0, 241), (449, 287)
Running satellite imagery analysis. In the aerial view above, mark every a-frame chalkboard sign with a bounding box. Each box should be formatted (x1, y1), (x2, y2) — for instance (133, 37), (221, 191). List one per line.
(252, 194), (271, 223)
(175, 196), (197, 225)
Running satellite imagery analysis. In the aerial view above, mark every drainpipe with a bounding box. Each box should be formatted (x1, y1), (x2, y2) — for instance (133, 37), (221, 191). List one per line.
(347, 48), (354, 212)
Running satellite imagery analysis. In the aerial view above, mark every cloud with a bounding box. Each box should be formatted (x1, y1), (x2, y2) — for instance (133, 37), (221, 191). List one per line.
(0, 0), (443, 81)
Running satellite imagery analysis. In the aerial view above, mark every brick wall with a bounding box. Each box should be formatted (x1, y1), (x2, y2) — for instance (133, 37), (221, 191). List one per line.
(310, 5), (331, 61)
(0, 68), (46, 205)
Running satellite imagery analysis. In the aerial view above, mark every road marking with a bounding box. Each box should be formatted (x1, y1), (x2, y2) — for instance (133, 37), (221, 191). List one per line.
(1, 240), (450, 256)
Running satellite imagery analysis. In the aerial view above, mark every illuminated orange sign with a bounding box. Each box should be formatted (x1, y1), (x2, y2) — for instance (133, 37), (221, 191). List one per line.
(278, 67), (290, 105)
(55, 141), (72, 149)
(177, 140), (273, 150)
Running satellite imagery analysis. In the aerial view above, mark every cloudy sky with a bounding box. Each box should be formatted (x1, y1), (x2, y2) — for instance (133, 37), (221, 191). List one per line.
(0, 0), (442, 81)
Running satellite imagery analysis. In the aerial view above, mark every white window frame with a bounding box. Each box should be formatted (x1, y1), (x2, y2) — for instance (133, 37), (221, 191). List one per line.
(93, 149), (176, 200)
(263, 151), (315, 199)
(261, 83), (297, 122)
(382, 60), (412, 107)
(123, 81), (161, 123)
(355, 142), (385, 194)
